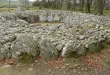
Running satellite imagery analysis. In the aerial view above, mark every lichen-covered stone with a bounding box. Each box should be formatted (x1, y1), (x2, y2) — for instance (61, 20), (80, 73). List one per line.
(61, 41), (78, 57)
(11, 35), (40, 60)
(39, 36), (58, 60)
(87, 41), (101, 53)
(0, 44), (10, 60)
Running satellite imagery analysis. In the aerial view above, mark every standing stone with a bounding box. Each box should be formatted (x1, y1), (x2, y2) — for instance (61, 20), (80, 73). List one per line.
(64, 16), (70, 24)
(61, 41), (78, 57)
(76, 43), (86, 55)
(16, 6), (25, 12)
(11, 35), (40, 60)
(48, 15), (53, 22)
(87, 41), (101, 53)
(0, 44), (7, 60)
(39, 14), (48, 22)
(56, 44), (64, 51)
(53, 14), (60, 22)
(39, 36), (58, 60)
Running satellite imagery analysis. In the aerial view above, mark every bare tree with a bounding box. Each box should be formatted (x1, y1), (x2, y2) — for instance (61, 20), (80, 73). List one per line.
(79, 0), (84, 11)
(96, 0), (105, 15)
(85, 0), (92, 13)
(8, 0), (11, 12)
(62, 0), (70, 10)
(73, 0), (76, 9)
(19, 0), (30, 9)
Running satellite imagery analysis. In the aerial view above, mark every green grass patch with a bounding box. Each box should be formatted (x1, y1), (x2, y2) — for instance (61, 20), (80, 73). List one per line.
(71, 8), (110, 16)
(29, 7), (39, 10)
(0, 1), (19, 7)
(0, 8), (16, 12)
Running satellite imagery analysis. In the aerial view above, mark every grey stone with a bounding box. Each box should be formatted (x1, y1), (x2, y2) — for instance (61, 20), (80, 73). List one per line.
(87, 41), (101, 53)
(11, 35), (40, 60)
(48, 15), (53, 22)
(16, 19), (29, 27)
(76, 43), (86, 55)
(1, 35), (17, 44)
(53, 14), (60, 22)
(0, 44), (10, 60)
(56, 44), (64, 51)
(61, 41), (76, 57)
(39, 14), (48, 22)
(0, 44), (6, 60)
(78, 35), (85, 40)
(0, 10), (110, 60)
(39, 36), (58, 60)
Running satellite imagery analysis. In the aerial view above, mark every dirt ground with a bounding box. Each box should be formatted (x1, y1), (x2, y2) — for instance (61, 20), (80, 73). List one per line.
(0, 61), (110, 75)
(0, 45), (110, 75)
(0, 55), (110, 75)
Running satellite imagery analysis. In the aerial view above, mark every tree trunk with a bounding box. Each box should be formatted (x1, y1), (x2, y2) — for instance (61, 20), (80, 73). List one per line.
(19, 0), (30, 9)
(73, 0), (76, 9)
(42, 0), (46, 8)
(96, 0), (105, 15)
(62, 0), (70, 10)
(79, 0), (84, 11)
(85, 0), (92, 13)
(8, 0), (11, 12)
(56, 0), (62, 9)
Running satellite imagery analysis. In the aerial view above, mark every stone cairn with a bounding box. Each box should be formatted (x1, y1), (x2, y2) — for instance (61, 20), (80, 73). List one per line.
(0, 10), (110, 62)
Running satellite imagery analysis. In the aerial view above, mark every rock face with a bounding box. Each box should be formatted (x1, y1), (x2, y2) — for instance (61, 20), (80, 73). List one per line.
(61, 40), (86, 57)
(0, 43), (11, 60)
(0, 44), (6, 60)
(39, 37), (58, 60)
(0, 10), (110, 61)
(61, 41), (75, 57)
(53, 14), (60, 22)
(0, 34), (17, 44)
(11, 35), (40, 60)
(48, 15), (53, 22)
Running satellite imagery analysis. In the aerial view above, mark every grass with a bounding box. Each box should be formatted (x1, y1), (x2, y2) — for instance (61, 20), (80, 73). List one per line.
(0, 5), (110, 16)
(0, 8), (16, 12)
(0, 1), (19, 12)
(29, 7), (110, 16)
(72, 8), (110, 16)
(103, 10), (110, 16)
(0, 1), (19, 7)
(29, 7), (40, 10)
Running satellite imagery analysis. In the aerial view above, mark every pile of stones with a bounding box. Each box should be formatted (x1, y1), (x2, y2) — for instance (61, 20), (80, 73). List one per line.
(0, 10), (110, 62)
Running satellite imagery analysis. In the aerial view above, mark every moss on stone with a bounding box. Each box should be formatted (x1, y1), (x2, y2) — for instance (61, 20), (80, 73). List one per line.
(18, 52), (35, 64)
(88, 42), (101, 53)
(106, 39), (110, 45)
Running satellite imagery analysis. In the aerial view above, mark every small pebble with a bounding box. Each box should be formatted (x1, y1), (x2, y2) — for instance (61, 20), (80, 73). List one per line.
(2, 65), (10, 68)
(28, 68), (33, 71)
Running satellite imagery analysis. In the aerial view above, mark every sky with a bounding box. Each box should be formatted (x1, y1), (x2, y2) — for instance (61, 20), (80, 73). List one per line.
(12, 0), (36, 1)
(29, 0), (36, 1)
(8, 0), (36, 1)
